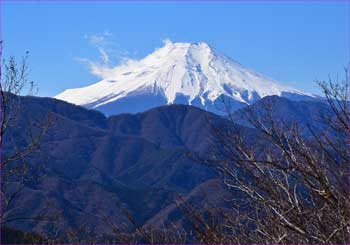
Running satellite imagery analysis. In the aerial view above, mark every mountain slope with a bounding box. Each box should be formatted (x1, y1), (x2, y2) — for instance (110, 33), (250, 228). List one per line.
(55, 41), (310, 115)
(232, 95), (332, 133)
(3, 95), (226, 238)
(4, 94), (330, 241)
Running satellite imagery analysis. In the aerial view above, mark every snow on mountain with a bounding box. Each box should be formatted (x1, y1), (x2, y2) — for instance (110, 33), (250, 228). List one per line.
(55, 41), (309, 115)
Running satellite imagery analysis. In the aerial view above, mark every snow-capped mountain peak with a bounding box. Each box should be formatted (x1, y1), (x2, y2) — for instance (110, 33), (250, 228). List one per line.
(55, 41), (308, 115)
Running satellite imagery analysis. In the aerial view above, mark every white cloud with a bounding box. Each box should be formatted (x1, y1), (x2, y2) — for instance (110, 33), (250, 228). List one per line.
(78, 31), (127, 79)
(75, 57), (114, 78)
(162, 38), (173, 46)
(77, 31), (140, 80)
(84, 30), (112, 46)
(98, 47), (109, 64)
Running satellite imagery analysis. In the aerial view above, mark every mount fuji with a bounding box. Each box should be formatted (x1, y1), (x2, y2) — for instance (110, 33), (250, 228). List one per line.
(55, 41), (311, 115)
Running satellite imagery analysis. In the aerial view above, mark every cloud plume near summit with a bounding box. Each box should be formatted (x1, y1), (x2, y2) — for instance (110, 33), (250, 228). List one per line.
(76, 31), (133, 79)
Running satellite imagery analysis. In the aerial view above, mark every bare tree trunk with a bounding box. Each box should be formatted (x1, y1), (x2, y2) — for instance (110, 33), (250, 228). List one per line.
(196, 69), (350, 244)
(0, 47), (54, 238)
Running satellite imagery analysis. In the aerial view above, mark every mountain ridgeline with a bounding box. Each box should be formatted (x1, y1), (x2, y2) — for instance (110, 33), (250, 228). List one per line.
(2, 93), (332, 242)
(55, 41), (314, 116)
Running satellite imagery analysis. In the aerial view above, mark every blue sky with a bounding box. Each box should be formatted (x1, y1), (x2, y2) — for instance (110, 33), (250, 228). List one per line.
(2, 1), (349, 96)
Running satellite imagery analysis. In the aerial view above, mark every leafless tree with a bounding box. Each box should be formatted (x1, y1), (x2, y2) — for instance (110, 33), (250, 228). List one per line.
(0, 44), (54, 242)
(186, 68), (350, 244)
(93, 70), (350, 244)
